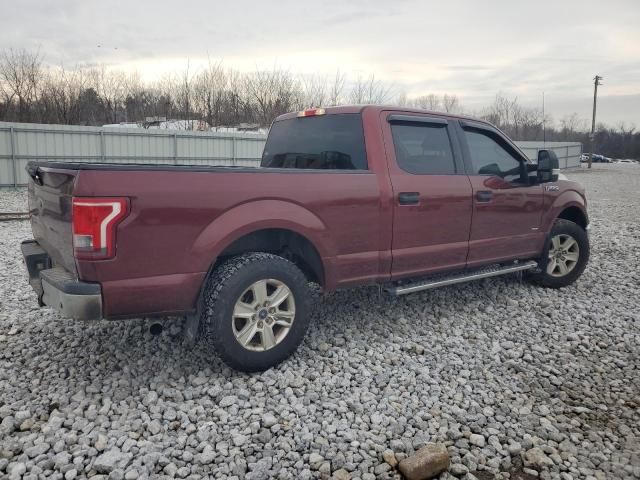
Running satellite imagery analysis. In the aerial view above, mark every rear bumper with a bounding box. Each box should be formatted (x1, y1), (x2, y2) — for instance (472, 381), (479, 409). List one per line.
(21, 240), (103, 320)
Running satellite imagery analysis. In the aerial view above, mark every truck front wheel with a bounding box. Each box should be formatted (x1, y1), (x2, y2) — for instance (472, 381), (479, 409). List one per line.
(201, 252), (311, 372)
(527, 219), (589, 288)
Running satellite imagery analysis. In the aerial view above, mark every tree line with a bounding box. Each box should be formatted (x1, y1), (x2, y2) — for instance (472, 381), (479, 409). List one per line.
(1, 48), (638, 158)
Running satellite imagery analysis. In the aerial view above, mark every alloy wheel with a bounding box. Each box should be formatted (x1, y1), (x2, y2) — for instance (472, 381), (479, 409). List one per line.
(231, 279), (296, 351)
(547, 234), (580, 277)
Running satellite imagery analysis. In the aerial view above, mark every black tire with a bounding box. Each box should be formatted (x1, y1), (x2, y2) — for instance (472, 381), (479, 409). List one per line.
(527, 219), (589, 288)
(200, 252), (311, 372)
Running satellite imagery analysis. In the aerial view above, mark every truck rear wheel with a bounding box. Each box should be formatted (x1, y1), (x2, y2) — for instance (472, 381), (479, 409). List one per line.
(201, 252), (311, 372)
(527, 219), (589, 288)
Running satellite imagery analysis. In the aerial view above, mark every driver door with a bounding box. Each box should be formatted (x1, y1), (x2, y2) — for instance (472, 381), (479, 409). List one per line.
(457, 121), (545, 267)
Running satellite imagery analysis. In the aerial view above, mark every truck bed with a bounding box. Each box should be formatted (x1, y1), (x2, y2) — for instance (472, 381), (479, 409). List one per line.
(26, 160), (389, 318)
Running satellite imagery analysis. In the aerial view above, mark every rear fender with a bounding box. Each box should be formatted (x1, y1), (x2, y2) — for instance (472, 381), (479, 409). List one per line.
(191, 199), (333, 271)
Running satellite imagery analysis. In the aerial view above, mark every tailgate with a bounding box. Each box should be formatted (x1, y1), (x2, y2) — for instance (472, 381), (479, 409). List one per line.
(27, 163), (78, 275)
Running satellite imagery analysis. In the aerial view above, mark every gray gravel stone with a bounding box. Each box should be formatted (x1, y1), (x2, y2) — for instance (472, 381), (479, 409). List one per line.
(1, 166), (639, 479)
(261, 412), (278, 428)
(65, 469), (78, 480)
(450, 463), (469, 476)
(198, 445), (216, 465)
(219, 395), (237, 407)
(8, 462), (27, 477)
(468, 434), (485, 448)
(523, 447), (555, 469)
(94, 449), (132, 473)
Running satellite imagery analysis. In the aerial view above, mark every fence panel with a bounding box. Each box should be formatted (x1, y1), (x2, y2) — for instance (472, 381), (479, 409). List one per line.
(0, 121), (580, 187)
(516, 141), (582, 169)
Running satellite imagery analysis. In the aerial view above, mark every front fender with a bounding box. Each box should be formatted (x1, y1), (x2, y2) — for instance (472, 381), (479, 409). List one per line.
(191, 199), (333, 269)
(541, 189), (588, 234)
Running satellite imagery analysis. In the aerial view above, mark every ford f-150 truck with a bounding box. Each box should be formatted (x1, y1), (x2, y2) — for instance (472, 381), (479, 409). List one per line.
(21, 105), (589, 371)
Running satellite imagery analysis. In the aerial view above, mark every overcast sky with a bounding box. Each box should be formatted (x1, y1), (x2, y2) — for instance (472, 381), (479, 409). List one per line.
(3, 0), (639, 125)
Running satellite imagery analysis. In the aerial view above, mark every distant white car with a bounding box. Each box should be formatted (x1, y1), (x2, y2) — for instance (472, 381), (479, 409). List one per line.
(617, 159), (637, 164)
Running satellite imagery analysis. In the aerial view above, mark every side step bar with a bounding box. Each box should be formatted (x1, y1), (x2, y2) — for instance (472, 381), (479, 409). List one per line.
(387, 260), (539, 296)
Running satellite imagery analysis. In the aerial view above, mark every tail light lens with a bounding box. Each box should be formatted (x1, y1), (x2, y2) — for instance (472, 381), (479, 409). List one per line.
(72, 197), (129, 260)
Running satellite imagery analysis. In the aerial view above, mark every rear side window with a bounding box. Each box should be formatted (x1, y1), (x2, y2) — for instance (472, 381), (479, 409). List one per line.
(261, 114), (367, 170)
(390, 123), (456, 174)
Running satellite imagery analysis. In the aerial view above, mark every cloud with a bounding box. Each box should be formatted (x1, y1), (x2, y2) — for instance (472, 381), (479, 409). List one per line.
(1, 0), (638, 124)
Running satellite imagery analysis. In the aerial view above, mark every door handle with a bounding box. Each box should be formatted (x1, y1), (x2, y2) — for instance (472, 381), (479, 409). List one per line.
(398, 192), (420, 205)
(476, 190), (493, 202)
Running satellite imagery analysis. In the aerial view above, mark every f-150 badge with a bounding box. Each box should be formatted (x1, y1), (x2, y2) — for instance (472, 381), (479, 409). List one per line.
(545, 185), (559, 191)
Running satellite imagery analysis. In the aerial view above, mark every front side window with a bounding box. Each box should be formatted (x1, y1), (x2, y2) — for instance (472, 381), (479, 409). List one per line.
(463, 128), (525, 183)
(390, 123), (456, 174)
(261, 114), (367, 170)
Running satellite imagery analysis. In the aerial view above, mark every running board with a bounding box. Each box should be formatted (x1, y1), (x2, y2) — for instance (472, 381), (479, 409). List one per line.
(387, 261), (539, 296)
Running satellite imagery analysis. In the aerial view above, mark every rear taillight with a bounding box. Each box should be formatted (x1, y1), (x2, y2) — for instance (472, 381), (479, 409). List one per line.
(72, 197), (129, 260)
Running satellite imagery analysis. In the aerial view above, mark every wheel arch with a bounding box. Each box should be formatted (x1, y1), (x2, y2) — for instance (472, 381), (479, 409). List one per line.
(213, 228), (325, 286)
(557, 205), (588, 229)
(542, 191), (589, 233)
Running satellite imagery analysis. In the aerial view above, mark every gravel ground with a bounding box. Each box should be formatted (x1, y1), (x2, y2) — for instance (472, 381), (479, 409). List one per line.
(0, 164), (638, 480)
(0, 188), (27, 213)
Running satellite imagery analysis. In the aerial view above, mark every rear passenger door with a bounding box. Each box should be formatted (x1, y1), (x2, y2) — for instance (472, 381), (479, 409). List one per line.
(381, 112), (473, 280)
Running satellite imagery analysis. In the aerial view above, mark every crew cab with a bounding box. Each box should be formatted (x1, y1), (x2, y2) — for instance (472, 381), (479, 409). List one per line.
(22, 105), (590, 371)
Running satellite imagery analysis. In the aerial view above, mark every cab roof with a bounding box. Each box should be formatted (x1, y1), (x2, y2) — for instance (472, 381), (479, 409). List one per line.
(274, 105), (488, 125)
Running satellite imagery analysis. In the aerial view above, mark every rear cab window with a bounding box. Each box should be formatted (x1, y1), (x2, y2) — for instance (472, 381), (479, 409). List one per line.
(261, 114), (368, 170)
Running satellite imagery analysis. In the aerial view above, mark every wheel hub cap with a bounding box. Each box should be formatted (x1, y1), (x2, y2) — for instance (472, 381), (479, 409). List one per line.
(547, 234), (580, 278)
(231, 279), (296, 352)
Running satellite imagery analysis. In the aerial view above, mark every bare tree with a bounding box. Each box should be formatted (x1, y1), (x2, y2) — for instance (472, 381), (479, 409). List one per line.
(300, 74), (329, 108)
(245, 68), (303, 126)
(0, 48), (43, 121)
(193, 59), (227, 129)
(40, 65), (88, 124)
(442, 93), (461, 113)
(482, 93), (546, 140)
(3, 48), (640, 161)
(224, 69), (248, 125)
(328, 69), (346, 106)
(395, 92), (409, 107)
(559, 113), (587, 140)
(412, 94), (441, 111)
(153, 73), (178, 121)
(349, 74), (392, 104)
(176, 61), (195, 128)
(88, 66), (129, 124)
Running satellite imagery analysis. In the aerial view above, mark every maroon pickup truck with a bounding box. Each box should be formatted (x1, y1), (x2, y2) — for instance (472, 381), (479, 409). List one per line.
(22, 105), (589, 371)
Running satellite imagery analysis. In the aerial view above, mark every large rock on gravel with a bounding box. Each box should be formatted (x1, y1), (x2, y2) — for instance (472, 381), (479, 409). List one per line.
(94, 449), (132, 473)
(398, 443), (450, 480)
(523, 447), (554, 469)
(25, 442), (50, 458)
(198, 445), (216, 465)
(469, 434), (486, 447)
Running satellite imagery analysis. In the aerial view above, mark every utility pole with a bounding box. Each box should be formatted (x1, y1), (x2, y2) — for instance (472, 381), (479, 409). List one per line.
(588, 75), (603, 169)
(542, 91), (546, 145)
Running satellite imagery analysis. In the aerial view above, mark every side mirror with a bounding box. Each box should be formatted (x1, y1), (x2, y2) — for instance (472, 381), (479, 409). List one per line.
(537, 149), (559, 183)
